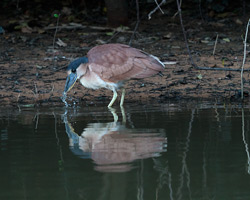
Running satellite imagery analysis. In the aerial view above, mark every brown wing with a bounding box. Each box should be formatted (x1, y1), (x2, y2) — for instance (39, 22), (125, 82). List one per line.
(87, 43), (164, 82)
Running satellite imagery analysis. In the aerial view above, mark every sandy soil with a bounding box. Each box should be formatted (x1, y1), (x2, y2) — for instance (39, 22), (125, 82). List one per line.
(1, 14), (250, 107)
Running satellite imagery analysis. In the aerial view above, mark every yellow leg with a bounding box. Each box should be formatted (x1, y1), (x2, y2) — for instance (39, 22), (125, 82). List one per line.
(108, 89), (118, 107)
(120, 88), (126, 107)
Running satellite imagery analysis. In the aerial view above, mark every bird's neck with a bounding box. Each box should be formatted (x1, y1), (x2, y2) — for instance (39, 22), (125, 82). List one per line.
(77, 63), (89, 79)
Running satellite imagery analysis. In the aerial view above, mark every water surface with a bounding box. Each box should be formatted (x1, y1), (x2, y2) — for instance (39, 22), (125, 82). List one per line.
(1, 104), (250, 200)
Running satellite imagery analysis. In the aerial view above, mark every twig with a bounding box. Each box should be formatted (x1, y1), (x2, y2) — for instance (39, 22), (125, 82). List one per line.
(51, 84), (54, 93)
(47, 84), (55, 101)
(129, 0), (140, 45)
(148, 0), (166, 20)
(176, 0), (197, 68)
(243, 0), (246, 17)
(31, 83), (38, 99)
(52, 14), (61, 51)
(153, 0), (165, 14)
(106, 31), (120, 43)
(52, 14), (61, 69)
(213, 33), (219, 56)
(33, 113), (39, 130)
(241, 18), (250, 100)
(17, 93), (20, 103)
(198, 0), (204, 21)
(173, 0), (182, 18)
(34, 83), (38, 94)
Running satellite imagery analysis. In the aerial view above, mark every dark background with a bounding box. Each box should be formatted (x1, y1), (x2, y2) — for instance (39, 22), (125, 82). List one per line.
(0, 0), (249, 30)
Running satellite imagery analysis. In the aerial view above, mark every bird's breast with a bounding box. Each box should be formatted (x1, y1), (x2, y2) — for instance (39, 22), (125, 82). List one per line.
(79, 73), (120, 91)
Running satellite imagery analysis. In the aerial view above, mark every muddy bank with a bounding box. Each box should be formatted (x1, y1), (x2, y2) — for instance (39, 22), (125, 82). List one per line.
(1, 16), (250, 107)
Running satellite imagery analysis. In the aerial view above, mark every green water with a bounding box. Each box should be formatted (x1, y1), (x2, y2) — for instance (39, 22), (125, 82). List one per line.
(1, 104), (250, 200)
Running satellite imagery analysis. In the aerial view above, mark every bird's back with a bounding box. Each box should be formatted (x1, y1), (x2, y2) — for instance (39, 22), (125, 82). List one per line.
(87, 43), (164, 82)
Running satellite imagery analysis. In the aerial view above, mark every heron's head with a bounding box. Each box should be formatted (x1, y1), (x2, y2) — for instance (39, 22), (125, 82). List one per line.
(64, 57), (89, 93)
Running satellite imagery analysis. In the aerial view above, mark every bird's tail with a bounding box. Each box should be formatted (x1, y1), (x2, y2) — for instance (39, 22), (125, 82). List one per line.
(132, 54), (165, 79)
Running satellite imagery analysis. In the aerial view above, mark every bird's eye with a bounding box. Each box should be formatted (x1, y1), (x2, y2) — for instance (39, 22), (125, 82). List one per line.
(71, 68), (76, 73)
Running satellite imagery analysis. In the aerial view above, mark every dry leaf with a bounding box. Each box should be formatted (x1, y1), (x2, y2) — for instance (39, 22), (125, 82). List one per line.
(235, 19), (243, 25)
(163, 33), (172, 39)
(56, 38), (67, 47)
(21, 26), (33, 33)
(197, 74), (203, 80)
(96, 39), (106, 44)
(222, 38), (230, 42)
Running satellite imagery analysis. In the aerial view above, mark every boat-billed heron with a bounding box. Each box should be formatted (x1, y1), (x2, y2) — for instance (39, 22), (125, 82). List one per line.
(63, 43), (165, 107)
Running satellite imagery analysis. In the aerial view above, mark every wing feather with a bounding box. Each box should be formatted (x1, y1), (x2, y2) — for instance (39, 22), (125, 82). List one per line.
(87, 44), (164, 82)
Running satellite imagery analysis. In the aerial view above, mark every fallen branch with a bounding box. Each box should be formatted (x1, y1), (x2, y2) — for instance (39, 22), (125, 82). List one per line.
(196, 66), (250, 72)
(45, 24), (134, 33)
(45, 25), (86, 30)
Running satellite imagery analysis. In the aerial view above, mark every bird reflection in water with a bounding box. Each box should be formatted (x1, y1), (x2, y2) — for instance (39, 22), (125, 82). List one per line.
(63, 109), (167, 172)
